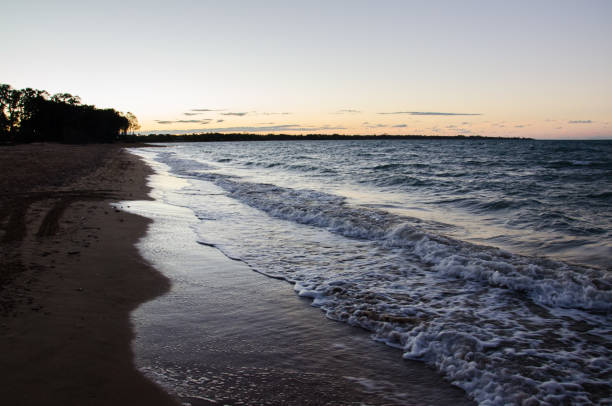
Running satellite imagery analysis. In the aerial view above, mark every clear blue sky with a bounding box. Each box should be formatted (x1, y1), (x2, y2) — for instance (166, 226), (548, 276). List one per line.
(2, 0), (611, 138)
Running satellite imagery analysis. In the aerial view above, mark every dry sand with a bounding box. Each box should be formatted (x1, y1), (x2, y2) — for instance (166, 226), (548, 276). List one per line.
(0, 143), (178, 405)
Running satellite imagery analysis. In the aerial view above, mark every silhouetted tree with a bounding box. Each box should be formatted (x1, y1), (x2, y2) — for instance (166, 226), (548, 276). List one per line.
(50, 92), (81, 105)
(0, 84), (11, 141)
(0, 83), (135, 144)
(125, 112), (140, 134)
(4, 87), (23, 141)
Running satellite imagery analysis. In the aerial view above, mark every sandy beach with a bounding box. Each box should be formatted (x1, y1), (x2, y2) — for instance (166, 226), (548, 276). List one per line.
(0, 144), (479, 405)
(0, 143), (178, 405)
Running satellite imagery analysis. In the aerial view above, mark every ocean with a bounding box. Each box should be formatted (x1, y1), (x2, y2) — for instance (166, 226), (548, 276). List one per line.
(130, 139), (611, 405)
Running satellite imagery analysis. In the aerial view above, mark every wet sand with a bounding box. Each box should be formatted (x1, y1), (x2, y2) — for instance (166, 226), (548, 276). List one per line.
(0, 144), (177, 405)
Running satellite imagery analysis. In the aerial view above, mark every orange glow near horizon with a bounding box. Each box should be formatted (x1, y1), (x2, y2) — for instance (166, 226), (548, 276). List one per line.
(2, 2), (610, 140)
(138, 111), (611, 139)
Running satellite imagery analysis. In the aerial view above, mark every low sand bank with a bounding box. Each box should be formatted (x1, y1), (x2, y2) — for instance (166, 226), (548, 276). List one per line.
(0, 143), (177, 405)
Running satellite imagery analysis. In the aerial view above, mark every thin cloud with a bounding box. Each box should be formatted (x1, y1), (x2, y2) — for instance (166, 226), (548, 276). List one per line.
(335, 109), (361, 114)
(191, 108), (223, 112)
(155, 119), (210, 124)
(216, 119), (224, 123)
(378, 111), (481, 116)
(568, 120), (592, 124)
(260, 112), (292, 115)
(392, 124), (407, 128)
(221, 112), (248, 116)
(445, 124), (471, 132)
(183, 112), (202, 116)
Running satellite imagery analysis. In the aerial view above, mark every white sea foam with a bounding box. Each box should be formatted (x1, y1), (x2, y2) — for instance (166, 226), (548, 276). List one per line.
(144, 148), (612, 405)
(200, 172), (611, 312)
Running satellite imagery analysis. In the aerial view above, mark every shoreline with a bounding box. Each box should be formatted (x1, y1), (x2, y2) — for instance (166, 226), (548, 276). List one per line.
(128, 148), (476, 405)
(130, 143), (611, 404)
(0, 144), (178, 405)
(123, 133), (532, 142)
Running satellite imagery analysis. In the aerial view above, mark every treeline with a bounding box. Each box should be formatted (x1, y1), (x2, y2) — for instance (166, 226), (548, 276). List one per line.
(0, 83), (139, 144)
(123, 132), (527, 143)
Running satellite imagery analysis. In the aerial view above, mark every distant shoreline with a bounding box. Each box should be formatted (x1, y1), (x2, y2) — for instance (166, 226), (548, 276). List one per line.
(125, 133), (532, 143)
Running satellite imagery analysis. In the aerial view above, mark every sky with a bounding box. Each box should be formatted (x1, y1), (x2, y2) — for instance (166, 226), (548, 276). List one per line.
(2, 0), (611, 139)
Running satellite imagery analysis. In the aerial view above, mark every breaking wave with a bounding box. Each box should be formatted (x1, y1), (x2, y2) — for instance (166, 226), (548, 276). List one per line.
(144, 144), (611, 405)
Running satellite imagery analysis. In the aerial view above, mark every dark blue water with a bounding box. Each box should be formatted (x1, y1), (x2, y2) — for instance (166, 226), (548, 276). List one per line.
(163, 139), (612, 269)
(133, 139), (611, 405)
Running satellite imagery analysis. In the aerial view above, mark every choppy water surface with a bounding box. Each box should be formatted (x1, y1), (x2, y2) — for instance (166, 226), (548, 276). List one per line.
(133, 139), (611, 405)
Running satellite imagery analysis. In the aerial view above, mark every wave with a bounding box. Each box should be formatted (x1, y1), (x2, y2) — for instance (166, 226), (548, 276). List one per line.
(186, 169), (611, 312)
(193, 171), (611, 404)
(156, 143), (610, 313)
(153, 149), (612, 405)
(546, 160), (612, 169)
(374, 175), (428, 187)
(588, 191), (612, 200)
(370, 163), (405, 170)
(156, 152), (217, 173)
(287, 163), (336, 174)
